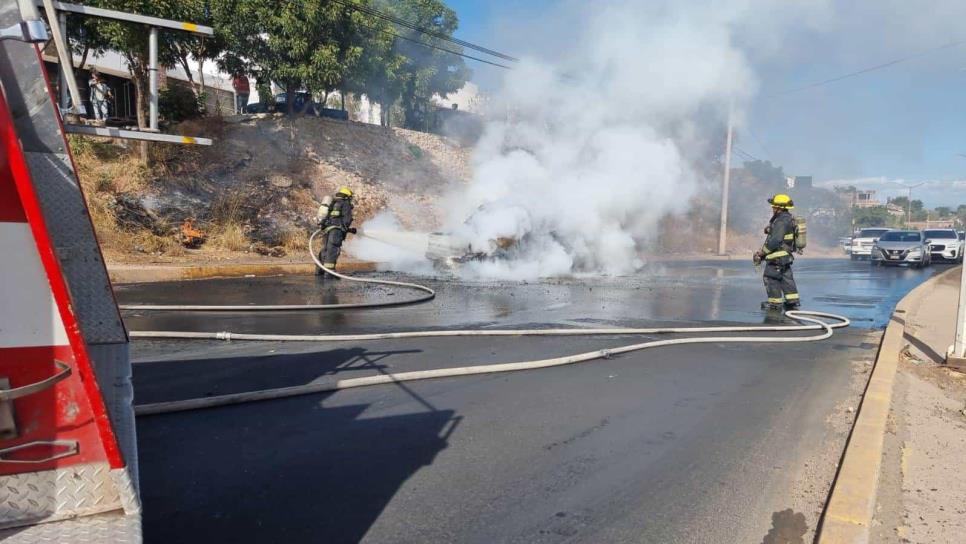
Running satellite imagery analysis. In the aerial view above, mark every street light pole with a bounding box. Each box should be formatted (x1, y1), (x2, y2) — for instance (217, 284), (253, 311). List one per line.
(953, 261), (966, 364)
(717, 103), (734, 256)
(904, 182), (924, 226)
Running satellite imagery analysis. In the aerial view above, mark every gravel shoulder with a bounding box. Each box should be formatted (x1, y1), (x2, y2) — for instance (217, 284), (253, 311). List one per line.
(871, 268), (966, 543)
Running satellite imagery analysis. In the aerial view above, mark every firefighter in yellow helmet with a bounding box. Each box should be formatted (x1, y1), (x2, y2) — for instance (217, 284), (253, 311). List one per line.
(316, 187), (356, 279)
(753, 193), (801, 311)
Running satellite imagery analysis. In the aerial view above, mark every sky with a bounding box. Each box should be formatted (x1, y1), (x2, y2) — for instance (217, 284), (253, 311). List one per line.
(444, 0), (966, 208)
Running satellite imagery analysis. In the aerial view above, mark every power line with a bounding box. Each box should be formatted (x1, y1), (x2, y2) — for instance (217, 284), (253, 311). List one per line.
(745, 126), (772, 161)
(382, 26), (512, 69)
(330, 0), (519, 62)
(734, 146), (760, 162)
(767, 39), (966, 97)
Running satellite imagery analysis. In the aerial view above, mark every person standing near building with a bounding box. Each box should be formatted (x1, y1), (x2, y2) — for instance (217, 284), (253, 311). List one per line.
(232, 72), (250, 114)
(753, 194), (802, 311)
(88, 70), (111, 124)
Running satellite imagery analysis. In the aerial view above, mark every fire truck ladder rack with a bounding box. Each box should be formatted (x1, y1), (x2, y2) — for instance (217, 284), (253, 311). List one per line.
(36, 0), (214, 146)
(0, 1), (192, 541)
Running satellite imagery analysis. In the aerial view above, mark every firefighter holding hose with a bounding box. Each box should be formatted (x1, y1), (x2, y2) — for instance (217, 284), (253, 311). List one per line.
(315, 187), (357, 280)
(753, 193), (806, 311)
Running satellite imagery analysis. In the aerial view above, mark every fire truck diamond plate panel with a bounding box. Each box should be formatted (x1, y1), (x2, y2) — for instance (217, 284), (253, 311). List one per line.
(24, 152), (126, 344)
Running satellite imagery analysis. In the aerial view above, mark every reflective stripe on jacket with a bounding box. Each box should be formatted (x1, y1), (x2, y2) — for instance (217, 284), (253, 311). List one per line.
(323, 195), (353, 230)
(762, 210), (796, 263)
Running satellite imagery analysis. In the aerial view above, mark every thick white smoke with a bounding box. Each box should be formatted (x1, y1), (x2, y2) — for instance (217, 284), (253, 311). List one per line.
(442, 2), (759, 278)
(357, 0), (829, 279)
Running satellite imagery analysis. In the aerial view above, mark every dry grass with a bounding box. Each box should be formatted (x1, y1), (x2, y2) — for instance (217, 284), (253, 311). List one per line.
(72, 136), (151, 194)
(280, 228), (309, 253)
(210, 190), (246, 224)
(206, 190), (251, 251)
(208, 221), (248, 251)
(72, 135), (188, 258)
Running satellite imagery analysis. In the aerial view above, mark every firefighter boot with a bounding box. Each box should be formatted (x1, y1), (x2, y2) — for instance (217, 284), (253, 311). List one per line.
(760, 301), (784, 312)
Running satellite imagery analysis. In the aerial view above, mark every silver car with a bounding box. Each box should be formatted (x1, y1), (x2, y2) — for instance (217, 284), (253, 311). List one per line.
(871, 230), (931, 268)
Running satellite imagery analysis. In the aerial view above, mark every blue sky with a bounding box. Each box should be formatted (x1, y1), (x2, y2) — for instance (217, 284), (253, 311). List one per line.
(444, 0), (966, 208)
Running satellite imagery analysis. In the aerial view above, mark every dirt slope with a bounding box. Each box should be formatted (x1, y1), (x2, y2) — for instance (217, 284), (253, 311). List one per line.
(75, 115), (471, 264)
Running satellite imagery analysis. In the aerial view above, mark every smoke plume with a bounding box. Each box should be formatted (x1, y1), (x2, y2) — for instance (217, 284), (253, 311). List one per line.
(360, 0), (829, 278)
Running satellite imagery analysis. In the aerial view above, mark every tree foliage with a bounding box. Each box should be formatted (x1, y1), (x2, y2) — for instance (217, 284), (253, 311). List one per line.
(852, 206), (899, 228)
(213, 0), (468, 122)
(386, 0), (470, 129)
(75, 0), (194, 127)
(742, 160), (786, 189)
(66, 0), (470, 127)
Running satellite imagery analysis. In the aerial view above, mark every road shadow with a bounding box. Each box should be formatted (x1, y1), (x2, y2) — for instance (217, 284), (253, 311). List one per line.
(135, 347), (459, 543)
(132, 346), (420, 404)
(902, 331), (946, 365)
(890, 313), (946, 365)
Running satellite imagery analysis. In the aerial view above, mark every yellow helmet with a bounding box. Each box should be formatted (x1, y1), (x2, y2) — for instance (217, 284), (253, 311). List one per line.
(767, 193), (794, 209)
(337, 187), (353, 197)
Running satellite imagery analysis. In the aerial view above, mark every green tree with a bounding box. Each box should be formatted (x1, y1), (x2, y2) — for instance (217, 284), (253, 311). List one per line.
(852, 206), (898, 228)
(215, 0), (386, 114)
(76, 0), (194, 128)
(889, 196), (910, 209)
(171, 0), (226, 100)
(935, 206), (952, 218)
(388, 0), (470, 130)
(743, 160), (786, 188)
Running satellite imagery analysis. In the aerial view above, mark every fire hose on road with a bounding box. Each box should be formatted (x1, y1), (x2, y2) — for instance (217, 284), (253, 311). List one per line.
(117, 230), (435, 311)
(124, 230), (851, 417)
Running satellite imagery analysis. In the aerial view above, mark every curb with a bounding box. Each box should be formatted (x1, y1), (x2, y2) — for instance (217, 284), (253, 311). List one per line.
(107, 260), (377, 284)
(817, 266), (962, 543)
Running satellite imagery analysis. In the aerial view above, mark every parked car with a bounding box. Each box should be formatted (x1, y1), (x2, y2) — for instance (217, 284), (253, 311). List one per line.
(849, 227), (891, 260)
(870, 230), (930, 268)
(839, 236), (852, 254)
(922, 229), (964, 262)
(274, 91), (316, 114)
(245, 101), (271, 114)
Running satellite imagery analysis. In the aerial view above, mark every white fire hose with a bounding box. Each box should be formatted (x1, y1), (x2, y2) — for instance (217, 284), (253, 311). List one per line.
(125, 230), (851, 417)
(117, 230), (435, 311)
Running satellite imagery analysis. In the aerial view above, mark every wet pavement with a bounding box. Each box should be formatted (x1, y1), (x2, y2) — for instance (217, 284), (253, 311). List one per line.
(118, 258), (937, 335)
(121, 258), (946, 543)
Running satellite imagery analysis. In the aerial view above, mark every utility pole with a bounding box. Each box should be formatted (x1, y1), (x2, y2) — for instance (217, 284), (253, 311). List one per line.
(904, 182), (924, 226)
(148, 26), (159, 131)
(951, 262), (966, 367)
(57, 11), (69, 110)
(717, 103), (734, 256)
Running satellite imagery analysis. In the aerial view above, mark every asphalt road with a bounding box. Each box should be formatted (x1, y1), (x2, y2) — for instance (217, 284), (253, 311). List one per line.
(119, 258), (944, 543)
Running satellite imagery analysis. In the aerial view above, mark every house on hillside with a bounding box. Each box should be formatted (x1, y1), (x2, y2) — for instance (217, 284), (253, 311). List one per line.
(45, 47), (487, 137)
(785, 176), (813, 189)
(43, 50), (235, 123)
(886, 202), (906, 217)
(907, 219), (956, 229)
(839, 188), (880, 208)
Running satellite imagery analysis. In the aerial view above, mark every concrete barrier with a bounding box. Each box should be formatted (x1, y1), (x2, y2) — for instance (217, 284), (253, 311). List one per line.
(108, 260), (377, 284)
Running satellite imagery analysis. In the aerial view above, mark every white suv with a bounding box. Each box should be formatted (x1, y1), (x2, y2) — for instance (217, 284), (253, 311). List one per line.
(923, 229), (964, 262)
(850, 228), (891, 260)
